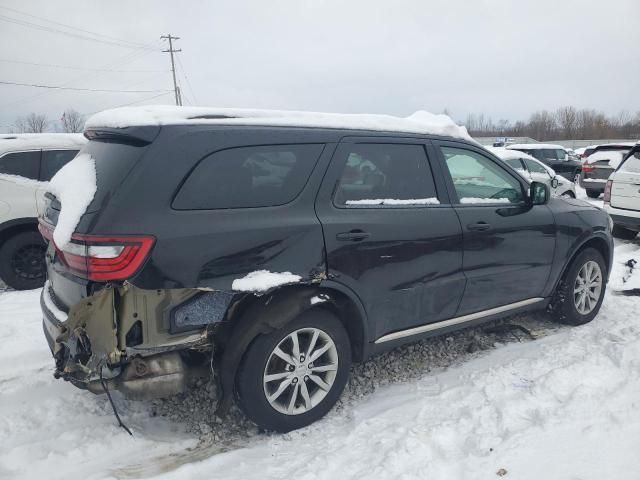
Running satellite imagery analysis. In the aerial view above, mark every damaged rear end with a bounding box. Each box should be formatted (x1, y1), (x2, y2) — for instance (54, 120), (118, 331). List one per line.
(38, 123), (329, 401)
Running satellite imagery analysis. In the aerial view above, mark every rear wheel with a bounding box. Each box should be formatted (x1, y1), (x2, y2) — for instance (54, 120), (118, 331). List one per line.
(0, 231), (47, 290)
(549, 248), (606, 326)
(612, 224), (638, 240)
(235, 309), (351, 432)
(586, 189), (601, 199)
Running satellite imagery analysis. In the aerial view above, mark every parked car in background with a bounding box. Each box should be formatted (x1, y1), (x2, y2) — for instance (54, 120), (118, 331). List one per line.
(0, 134), (85, 289)
(489, 147), (576, 198)
(604, 143), (640, 239)
(506, 143), (582, 182)
(579, 143), (636, 198)
(39, 106), (612, 433)
(575, 145), (599, 160)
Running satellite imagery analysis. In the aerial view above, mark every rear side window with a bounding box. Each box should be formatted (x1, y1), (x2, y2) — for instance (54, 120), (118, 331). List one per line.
(0, 151), (40, 179)
(333, 144), (439, 206)
(173, 144), (324, 210)
(41, 149), (79, 181)
(619, 154), (640, 173)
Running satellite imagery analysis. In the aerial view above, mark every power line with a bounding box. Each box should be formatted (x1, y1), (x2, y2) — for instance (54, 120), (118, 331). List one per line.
(0, 49), (157, 109)
(0, 80), (170, 93)
(83, 91), (174, 116)
(0, 13), (156, 51)
(0, 58), (167, 73)
(177, 56), (199, 105)
(0, 5), (158, 50)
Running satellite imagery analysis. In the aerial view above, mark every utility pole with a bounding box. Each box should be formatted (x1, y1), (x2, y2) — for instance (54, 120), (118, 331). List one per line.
(161, 34), (182, 106)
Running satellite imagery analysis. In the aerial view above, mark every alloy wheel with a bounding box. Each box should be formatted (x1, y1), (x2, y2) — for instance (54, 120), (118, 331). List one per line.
(263, 327), (339, 415)
(573, 260), (602, 315)
(10, 244), (46, 280)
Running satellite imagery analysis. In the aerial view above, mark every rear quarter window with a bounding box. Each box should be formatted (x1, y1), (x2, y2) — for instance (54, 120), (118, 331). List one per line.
(41, 149), (79, 181)
(173, 144), (324, 210)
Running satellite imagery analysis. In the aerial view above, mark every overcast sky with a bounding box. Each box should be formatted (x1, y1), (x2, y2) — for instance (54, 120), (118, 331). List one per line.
(0, 0), (638, 132)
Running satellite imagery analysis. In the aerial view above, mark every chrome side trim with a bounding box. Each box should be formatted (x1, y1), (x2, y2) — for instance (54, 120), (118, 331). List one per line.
(374, 297), (545, 344)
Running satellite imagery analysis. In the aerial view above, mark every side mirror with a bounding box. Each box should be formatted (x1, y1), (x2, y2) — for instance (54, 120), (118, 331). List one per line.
(530, 181), (550, 205)
(551, 177), (559, 189)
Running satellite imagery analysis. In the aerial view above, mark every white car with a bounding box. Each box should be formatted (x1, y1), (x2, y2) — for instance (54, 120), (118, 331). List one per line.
(488, 147), (576, 198)
(0, 134), (86, 289)
(604, 145), (640, 240)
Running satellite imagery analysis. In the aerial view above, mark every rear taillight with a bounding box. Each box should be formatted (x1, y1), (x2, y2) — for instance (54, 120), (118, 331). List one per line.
(603, 180), (613, 204)
(582, 164), (595, 174)
(38, 221), (155, 281)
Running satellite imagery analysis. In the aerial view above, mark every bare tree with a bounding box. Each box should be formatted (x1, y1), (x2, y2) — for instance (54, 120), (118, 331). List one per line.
(12, 113), (49, 133)
(60, 109), (85, 133)
(556, 106), (577, 140)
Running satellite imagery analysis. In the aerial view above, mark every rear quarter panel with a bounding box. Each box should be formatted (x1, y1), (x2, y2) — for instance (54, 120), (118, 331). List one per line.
(75, 126), (340, 290)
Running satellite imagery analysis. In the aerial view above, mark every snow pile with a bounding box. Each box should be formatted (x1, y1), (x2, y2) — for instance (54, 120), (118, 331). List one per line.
(460, 197), (510, 204)
(232, 270), (301, 292)
(487, 146), (538, 163)
(86, 105), (475, 142)
(346, 198), (440, 206)
(47, 153), (97, 248)
(609, 245), (640, 292)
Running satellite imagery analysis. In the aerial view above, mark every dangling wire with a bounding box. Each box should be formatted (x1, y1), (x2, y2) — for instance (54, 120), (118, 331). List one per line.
(100, 362), (133, 436)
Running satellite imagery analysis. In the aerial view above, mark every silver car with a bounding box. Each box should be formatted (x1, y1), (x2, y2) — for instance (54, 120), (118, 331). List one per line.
(488, 147), (576, 198)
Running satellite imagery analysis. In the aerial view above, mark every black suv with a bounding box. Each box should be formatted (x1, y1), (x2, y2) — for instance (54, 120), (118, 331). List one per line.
(40, 109), (613, 432)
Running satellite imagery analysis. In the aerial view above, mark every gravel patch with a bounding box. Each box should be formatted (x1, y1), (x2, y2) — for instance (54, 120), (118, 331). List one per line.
(150, 310), (562, 448)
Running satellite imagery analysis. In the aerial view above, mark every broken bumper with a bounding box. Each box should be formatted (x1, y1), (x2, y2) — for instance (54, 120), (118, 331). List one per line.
(40, 284), (208, 399)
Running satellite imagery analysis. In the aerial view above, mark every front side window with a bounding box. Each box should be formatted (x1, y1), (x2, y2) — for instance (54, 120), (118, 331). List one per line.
(41, 149), (79, 181)
(173, 144), (324, 209)
(504, 158), (527, 178)
(442, 147), (524, 204)
(0, 151), (40, 179)
(334, 144), (439, 206)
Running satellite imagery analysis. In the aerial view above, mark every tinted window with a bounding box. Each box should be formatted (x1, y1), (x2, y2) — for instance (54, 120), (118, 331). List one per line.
(0, 151), (40, 179)
(619, 154), (640, 173)
(41, 149), (79, 181)
(442, 147), (524, 204)
(334, 144), (438, 206)
(173, 144), (324, 210)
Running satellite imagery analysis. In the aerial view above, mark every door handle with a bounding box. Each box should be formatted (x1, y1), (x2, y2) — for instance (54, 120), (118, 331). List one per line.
(336, 230), (370, 241)
(467, 222), (491, 231)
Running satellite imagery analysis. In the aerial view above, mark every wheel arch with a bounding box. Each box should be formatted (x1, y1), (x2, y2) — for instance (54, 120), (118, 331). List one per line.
(0, 218), (39, 248)
(553, 234), (612, 292)
(214, 282), (369, 415)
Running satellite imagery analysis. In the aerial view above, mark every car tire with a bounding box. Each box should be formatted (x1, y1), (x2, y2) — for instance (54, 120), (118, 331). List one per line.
(612, 224), (638, 240)
(549, 248), (607, 326)
(0, 230), (47, 290)
(586, 189), (600, 199)
(235, 308), (351, 432)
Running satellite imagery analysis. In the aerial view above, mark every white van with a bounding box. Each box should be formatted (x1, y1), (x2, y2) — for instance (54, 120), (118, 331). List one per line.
(604, 144), (640, 240)
(0, 134), (86, 289)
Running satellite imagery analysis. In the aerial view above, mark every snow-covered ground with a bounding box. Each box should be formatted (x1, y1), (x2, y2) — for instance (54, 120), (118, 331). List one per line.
(1, 191), (639, 480)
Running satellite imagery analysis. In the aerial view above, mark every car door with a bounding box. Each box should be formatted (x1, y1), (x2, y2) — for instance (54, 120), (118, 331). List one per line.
(315, 137), (465, 340)
(610, 153), (640, 211)
(435, 141), (556, 315)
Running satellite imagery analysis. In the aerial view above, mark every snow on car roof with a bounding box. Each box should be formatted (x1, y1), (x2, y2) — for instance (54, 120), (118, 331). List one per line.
(506, 143), (564, 150)
(85, 105), (474, 141)
(486, 146), (538, 162)
(0, 133), (86, 153)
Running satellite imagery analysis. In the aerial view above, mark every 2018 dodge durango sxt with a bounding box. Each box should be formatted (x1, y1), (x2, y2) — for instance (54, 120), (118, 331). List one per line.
(39, 106), (613, 432)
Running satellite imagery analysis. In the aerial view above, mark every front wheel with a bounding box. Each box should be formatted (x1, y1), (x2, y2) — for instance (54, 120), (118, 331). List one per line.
(549, 248), (607, 326)
(235, 309), (351, 432)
